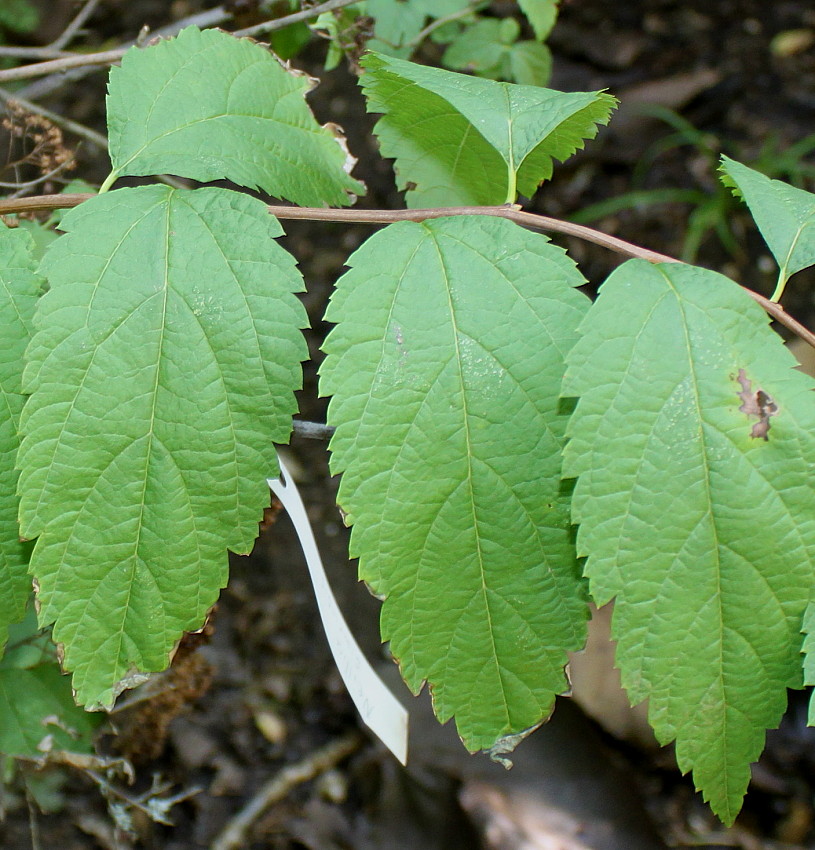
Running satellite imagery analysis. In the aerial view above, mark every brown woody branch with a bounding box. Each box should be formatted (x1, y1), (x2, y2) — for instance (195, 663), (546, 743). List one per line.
(2, 192), (813, 351)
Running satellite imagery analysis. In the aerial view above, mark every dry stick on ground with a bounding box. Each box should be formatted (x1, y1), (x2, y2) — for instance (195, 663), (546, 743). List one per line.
(211, 732), (363, 850)
(4, 191), (813, 352)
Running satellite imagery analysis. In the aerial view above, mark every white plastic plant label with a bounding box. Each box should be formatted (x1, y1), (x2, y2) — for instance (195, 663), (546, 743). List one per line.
(268, 455), (409, 764)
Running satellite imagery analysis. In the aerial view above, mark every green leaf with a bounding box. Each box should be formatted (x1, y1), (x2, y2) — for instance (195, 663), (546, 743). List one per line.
(18, 185), (308, 708)
(320, 215), (590, 749)
(562, 259), (815, 823)
(106, 26), (363, 206)
(0, 665), (99, 757)
(720, 156), (815, 298)
(508, 41), (552, 87)
(359, 51), (615, 206)
(517, 0), (558, 40)
(804, 601), (815, 724)
(367, 0), (426, 49)
(0, 226), (39, 650)
(412, 0), (473, 19)
(10, 219), (60, 259)
(443, 20), (515, 75)
(0, 606), (51, 671)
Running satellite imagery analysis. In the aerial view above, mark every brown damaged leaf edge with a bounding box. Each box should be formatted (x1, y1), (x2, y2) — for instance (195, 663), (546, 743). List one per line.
(736, 368), (779, 441)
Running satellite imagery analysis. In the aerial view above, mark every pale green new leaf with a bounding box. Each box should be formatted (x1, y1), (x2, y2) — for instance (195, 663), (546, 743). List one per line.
(18, 185), (308, 708)
(0, 226), (39, 650)
(320, 215), (590, 749)
(720, 156), (815, 293)
(359, 52), (615, 206)
(106, 26), (363, 206)
(562, 259), (815, 823)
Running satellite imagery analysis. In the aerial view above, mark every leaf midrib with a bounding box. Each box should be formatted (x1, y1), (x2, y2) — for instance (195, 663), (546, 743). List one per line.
(658, 264), (732, 820)
(428, 226), (511, 729)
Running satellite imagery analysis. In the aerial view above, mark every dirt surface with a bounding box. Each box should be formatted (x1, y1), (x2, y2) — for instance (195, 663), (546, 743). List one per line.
(2, 1), (815, 848)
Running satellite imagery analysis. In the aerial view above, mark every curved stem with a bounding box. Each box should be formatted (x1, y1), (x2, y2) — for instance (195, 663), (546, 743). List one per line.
(3, 192), (814, 351)
(770, 268), (787, 303)
(98, 171), (117, 194)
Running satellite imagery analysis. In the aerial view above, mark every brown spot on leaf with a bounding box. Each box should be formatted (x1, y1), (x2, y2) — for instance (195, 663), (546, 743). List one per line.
(736, 368), (778, 441)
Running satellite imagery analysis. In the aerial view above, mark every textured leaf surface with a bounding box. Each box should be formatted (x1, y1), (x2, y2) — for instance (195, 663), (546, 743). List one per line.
(106, 26), (363, 206)
(562, 259), (815, 823)
(0, 226), (39, 650)
(18, 185), (307, 707)
(720, 156), (815, 285)
(320, 215), (590, 749)
(359, 52), (615, 206)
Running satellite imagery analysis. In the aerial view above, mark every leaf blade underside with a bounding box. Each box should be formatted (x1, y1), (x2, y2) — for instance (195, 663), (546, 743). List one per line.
(18, 185), (307, 707)
(359, 51), (615, 207)
(562, 259), (815, 823)
(320, 215), (590, 749)
(106, 26), (364, 206)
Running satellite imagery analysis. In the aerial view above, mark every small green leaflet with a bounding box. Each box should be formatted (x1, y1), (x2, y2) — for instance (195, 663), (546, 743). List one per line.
(0, 226), (39, 651)
(517, 0), (559, 41)
(105, 26), (364, 206)
(443, 19), (552, 87)
(18, 185), (308, 708)
(720, 156), (815, 299)
(367, 0), (425, 54)
(320, 215), (590, 749)
(359, 52), (615, 207)
(562, 259), (815, 824)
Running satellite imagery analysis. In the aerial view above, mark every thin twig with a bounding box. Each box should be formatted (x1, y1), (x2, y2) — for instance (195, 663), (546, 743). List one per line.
(2, 192), (814, 351)
(1, 6), (231, 90)
(267, 204), (681, 264)
(406, 1), (486, 48)
(232, 0), (363, 38)
(0, 0), (359, 86)
(293, 419), (336, 440)
(0, 88), (108, 150)
(0, 156), (75, 190)
(0, 47), (74, 60)
(25, 787), (42, 850)
(50, 0), (102, 51)
(211, 732), (362, 850)
(0, 47), (129, 84)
